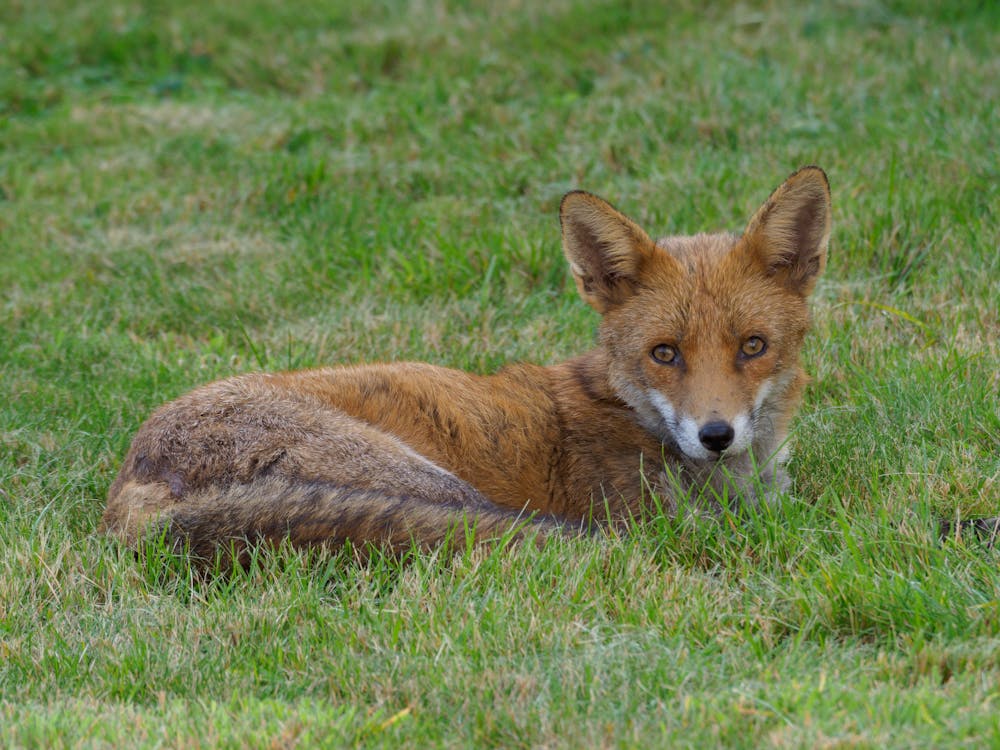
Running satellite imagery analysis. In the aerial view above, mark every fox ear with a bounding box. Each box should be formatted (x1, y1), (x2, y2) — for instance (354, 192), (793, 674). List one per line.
(560, 191), (658, 312)
(743, 166), (831, 296)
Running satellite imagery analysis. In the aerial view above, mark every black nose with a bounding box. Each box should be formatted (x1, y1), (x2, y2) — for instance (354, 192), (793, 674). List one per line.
(698, 421), (735, 452)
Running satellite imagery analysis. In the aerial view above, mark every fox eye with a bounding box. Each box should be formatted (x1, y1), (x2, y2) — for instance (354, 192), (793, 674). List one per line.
(741, 336), (767, 358)
(651, 344), (678, 365)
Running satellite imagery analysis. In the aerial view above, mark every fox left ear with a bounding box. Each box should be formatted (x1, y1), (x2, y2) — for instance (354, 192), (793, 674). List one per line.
(743, 166), (832, 296)
(560, 191), (659, 313)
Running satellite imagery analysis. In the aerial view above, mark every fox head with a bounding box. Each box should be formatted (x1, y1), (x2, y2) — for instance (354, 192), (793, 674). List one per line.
(560, 167), (831, 467)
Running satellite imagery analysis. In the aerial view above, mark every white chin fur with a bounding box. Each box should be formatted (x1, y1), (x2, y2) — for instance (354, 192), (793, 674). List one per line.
(676, 414), (712, 461)
(729, 413), (753, 454)
(647, 389), (753, 462)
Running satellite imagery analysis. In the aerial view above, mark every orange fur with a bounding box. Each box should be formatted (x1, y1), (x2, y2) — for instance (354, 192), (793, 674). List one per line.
(102, 167), (832, 560)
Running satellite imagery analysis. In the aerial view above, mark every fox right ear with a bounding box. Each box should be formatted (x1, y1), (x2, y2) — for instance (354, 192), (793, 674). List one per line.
(743, 166), (832, 296)
(560, 191), (658, 313)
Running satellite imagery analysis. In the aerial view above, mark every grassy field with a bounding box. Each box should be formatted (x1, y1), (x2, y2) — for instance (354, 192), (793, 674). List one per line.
(1, 0), (998, 746)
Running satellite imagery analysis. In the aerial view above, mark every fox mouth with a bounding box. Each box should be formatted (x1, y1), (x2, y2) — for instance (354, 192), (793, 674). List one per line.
(644, 390), (753, 462)
(678, 438), (744, 463)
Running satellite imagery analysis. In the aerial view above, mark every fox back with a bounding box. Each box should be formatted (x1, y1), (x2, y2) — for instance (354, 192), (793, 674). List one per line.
(103, 167), (831, 561)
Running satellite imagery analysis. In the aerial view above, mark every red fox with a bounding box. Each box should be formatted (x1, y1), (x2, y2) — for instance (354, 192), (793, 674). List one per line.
(102, 167), (831, 560)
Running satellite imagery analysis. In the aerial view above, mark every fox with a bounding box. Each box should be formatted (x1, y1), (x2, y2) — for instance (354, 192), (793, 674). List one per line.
(102, 166), (832, 562)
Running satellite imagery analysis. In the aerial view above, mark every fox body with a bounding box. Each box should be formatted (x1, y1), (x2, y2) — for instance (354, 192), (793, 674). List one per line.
(103, 167), (831, 559)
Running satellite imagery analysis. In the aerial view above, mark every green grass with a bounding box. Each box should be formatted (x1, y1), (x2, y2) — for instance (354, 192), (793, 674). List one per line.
(1, 0), (998, 746)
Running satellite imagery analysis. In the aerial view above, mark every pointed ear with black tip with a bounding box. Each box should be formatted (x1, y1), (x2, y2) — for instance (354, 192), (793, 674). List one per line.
(560, 191), (658, 313)
(743, 166), (832, 296)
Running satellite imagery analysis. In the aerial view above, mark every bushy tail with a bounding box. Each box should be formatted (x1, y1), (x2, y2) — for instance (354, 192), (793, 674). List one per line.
(102, 475), (567, 564)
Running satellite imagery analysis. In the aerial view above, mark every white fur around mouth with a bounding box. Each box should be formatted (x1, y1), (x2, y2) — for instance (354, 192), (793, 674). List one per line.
(647, 390), (708, 460)
(728, 413), (752, 454)
(647, 389), (753, 461)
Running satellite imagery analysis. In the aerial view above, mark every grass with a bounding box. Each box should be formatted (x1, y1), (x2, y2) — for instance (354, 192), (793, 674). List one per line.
(1, 0), (998, 746)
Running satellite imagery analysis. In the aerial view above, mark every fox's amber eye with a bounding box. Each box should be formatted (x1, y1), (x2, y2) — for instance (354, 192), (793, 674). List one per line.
(741, 336), (767, 358)
(651, 344), (678, 365)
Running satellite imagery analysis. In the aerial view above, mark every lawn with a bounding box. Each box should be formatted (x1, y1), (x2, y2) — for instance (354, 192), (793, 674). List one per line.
(1, 0), (998, 746)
